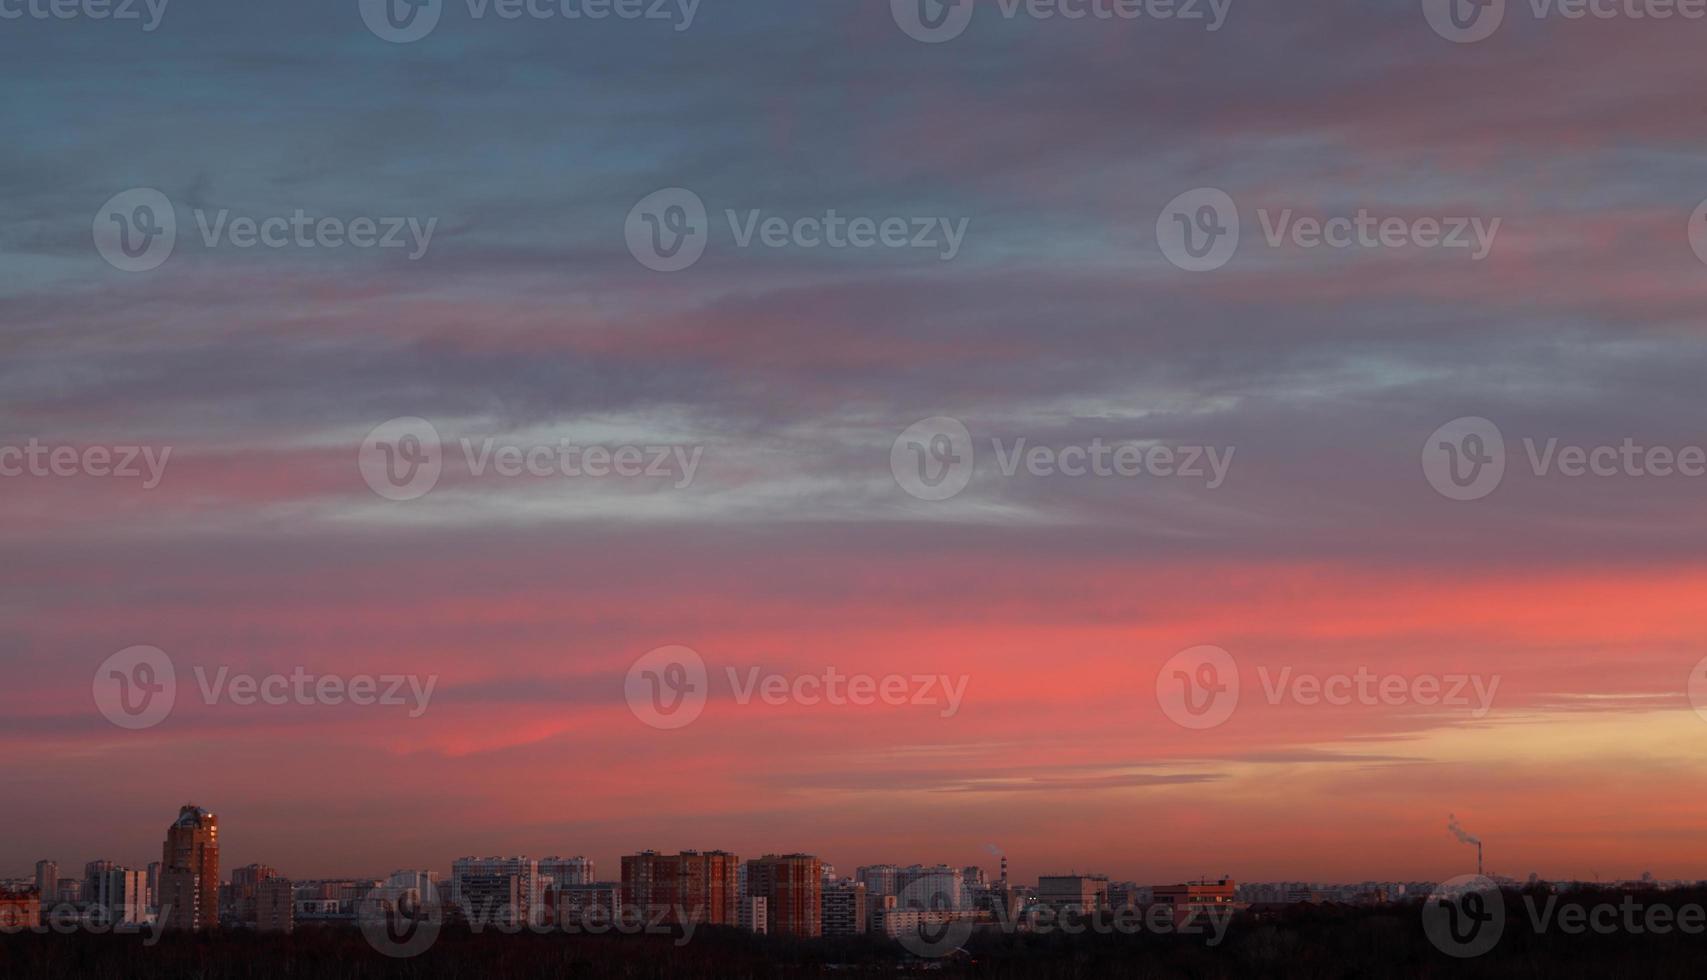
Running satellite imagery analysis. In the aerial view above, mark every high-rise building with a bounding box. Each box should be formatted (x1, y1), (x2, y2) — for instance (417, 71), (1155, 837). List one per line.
(88, 867), (148, 924)
(146, 862), (161, 910)
(159, 804), (220, 930)
(900, 865), (966, 904)
(34, 861), (57, 908)
(256, 878), (295, 933)
(451, 858), (542, 925)
(745, 854), (822, 938)
(82, 860), (118, 903)
(821, 879), (866, 936)
(856, 864), (902, 900)
(620, 850), (739, 927)
(229, 864), (279, 923)
(384, 870), (440, 903)
(540, 856), (593, 887)
(738, 895), (767, 934)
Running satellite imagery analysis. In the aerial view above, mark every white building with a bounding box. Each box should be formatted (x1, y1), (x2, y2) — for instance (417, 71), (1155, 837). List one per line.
(89, 868), (148, 924)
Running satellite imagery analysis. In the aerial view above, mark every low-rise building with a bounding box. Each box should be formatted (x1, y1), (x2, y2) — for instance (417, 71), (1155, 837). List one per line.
(1037, 874), (1109, 913)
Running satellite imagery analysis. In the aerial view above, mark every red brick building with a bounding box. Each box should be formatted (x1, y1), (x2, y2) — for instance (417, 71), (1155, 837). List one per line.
(160, 805), (220, 930)
(620, 850), (739, 926)
(0, 888), (41, 930)
(746, 854), (822, 937)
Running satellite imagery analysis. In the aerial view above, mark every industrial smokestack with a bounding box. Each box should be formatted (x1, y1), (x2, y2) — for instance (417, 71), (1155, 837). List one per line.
(1447, 814), (1484, 875)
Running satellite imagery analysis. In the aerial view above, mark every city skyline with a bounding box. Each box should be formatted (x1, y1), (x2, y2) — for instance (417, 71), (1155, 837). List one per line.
(7, 802), (1688, 889)
(7, 0), (1707, 919)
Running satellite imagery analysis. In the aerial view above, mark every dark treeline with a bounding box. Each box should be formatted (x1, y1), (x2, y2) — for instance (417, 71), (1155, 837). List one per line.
(4, 887), (1707, 978)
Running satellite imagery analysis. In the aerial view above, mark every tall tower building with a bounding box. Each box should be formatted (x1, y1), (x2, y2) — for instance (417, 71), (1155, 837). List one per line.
(83, 860), (118, 903)
(746, 854), (822, 938)
(159, 804), (220, 930)
(34, 861), (58, 906)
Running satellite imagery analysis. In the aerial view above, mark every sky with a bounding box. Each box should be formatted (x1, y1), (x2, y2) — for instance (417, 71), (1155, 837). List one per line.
(4, 0), (1707, 887)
